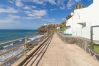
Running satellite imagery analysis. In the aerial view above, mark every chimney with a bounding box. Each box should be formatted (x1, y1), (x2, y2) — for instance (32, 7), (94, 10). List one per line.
(76, 3), (83, 9)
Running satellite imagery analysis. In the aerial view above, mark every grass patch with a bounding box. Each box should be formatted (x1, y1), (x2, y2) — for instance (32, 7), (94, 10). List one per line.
(93, 44), (99, 53)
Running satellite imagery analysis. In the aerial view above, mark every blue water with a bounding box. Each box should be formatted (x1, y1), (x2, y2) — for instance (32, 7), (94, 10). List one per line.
(0, 29), (38, 43)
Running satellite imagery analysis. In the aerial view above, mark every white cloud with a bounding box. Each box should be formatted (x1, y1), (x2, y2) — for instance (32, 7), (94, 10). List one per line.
(18, 0), (66, 10)
(49, 0), (65, 6)
(23, 5), (36, 10)
(28, 10), (47, 18)
(0, 7), (18, 13)
(33, 10), (47, 17)
(60, 6), (65, 10)
(47, 0), (56, 5)
(75, 0), (81, 2)
(32, 6), (36, 9)
(0, 16), (19, 26)
(67, 0), (75, 9)
(50, 8), (56, 11)
(9, 0), (14, 4)
(57, 0), (64, 5)
(24, 6), (30, 10)
(43, 18), (56, 21)
(8, 15), (20, 19)
(0, 14), (22, 29)
(24, 11), (31, 14)
(9, 0), (76, 10)
(32, 0), (44, 4)
(16, 0), (24, 7)
(0, 19), (13, 25)
(30, 0), (63, 5)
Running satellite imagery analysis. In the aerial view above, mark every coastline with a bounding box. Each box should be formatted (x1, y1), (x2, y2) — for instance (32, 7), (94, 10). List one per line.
(0, 30), (38, 43)
(0, 34), (44, 62)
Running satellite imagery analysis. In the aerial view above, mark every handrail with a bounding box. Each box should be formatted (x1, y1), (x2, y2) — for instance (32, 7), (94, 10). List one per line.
(0, 36), (44, 66)
(0, 35), (45, 66)
(0, 35), (44, 56)
(0, 33), (52, 66)
(11, 34), (52, 66)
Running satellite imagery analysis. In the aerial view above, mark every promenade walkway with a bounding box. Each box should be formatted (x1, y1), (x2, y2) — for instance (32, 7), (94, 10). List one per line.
(38, 33), (99, 66)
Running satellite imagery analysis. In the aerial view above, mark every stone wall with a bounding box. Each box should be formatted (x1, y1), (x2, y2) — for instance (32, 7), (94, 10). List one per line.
(58, 33), (99, 60)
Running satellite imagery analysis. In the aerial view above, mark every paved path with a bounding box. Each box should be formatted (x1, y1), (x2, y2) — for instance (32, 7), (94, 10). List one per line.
(38, 33), (99, 66)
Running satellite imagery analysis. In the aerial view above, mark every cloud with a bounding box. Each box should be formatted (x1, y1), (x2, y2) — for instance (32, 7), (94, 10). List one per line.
(29, 0), (63, 5)
(47, 0), (56, 5)
(47, 0), (66, 9)
(42, 18), (56, 22)
(0, 7), (18, 13)
(75, 0), (81, 2)
(0, 15), (20, 27)
(8, 15), (20, 19)
(0, 13), (25, 29)
(67, 0), (75, 9)
(60, 6), (65, 10)
(10, 0), (78, 10)
(16, 0), (24, 7)
(0, 19), (13, 25)
(32, 6), (37, 9)
(28, 10), (47, 18)
(66, 0), (81, 9)
(31, 0), (44, 4)
(24, 6), (30, 10)
(50, 8), (57, 11)
(9, 0), (14, 4)
(24, 11), (31, 14)
(16, 0), (67, 10)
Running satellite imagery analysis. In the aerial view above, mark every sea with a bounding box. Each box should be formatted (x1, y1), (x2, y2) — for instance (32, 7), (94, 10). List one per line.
(0, 29), (39, 43)
(0, 29), (41, 62)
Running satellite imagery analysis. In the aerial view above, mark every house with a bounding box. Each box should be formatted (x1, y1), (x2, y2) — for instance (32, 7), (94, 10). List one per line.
(64, 0), (99, 41)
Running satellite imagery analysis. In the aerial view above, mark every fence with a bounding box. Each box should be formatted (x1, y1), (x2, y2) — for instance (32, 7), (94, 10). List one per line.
(0, 35), (45, 66)
(12, 33), (53, 66)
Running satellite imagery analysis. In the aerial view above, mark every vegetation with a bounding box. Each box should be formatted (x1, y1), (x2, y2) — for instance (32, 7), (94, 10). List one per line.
(93, 44), (99, 53)
(38, 26), (47, 34)
(38, 21), (68, 34)
(38, 24), (59, 34)
(60, 22), (66, 31)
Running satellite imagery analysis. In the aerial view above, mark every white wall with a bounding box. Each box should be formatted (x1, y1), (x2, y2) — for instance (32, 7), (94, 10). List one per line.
(65, 0), (99, 40)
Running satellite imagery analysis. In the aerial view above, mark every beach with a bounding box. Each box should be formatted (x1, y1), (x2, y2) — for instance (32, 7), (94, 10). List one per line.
(0, 30), (43, 65)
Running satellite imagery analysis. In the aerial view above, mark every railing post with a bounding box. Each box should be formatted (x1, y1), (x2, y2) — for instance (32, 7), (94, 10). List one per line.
(90, 26), (94, 49)
(25, 37), (27, 44)
(24, 37), (28, 50)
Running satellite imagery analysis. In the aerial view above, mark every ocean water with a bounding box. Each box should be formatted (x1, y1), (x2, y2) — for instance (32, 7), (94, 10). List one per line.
(0, 29), (38, 43)
(0, 30), (41, 62)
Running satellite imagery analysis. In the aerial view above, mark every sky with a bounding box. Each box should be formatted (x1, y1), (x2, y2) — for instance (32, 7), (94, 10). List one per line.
(0, 0), (93, 29)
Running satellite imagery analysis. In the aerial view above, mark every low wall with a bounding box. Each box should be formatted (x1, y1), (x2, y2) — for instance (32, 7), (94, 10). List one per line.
(58, 33), (99, 60)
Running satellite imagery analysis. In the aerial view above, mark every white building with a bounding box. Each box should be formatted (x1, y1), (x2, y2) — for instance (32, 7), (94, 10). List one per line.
(65, 0), (99, 41)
